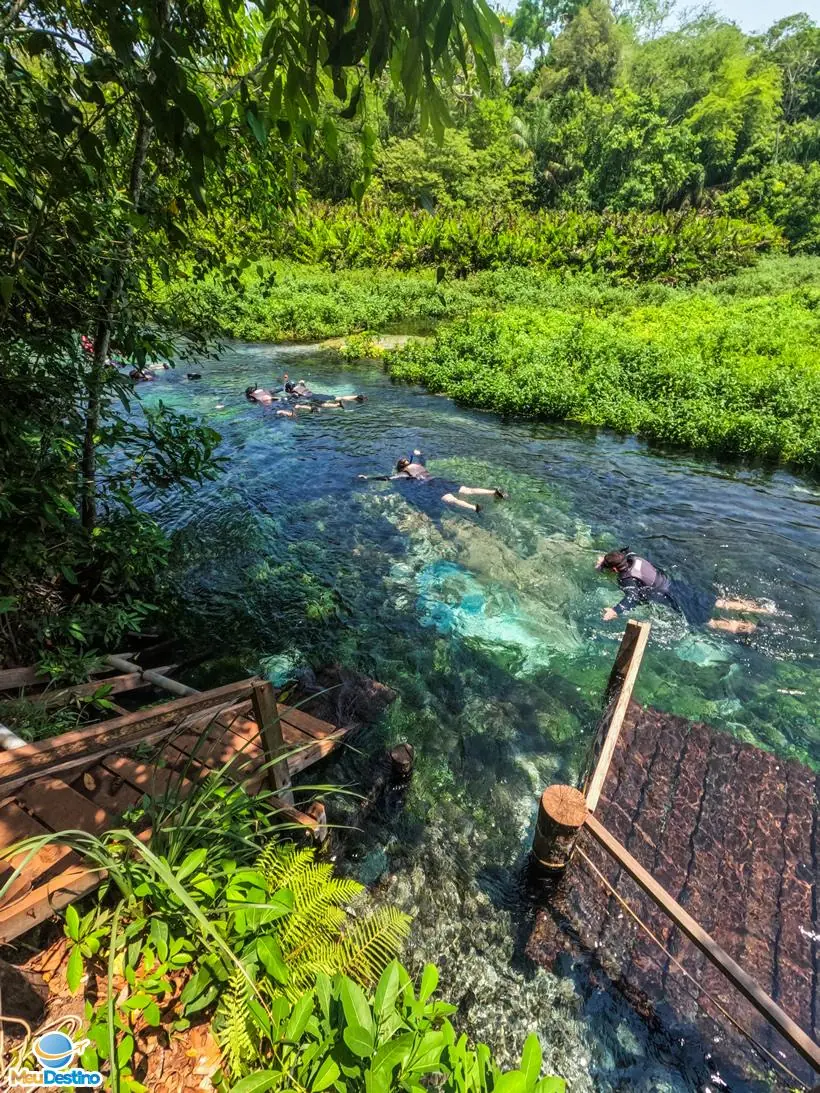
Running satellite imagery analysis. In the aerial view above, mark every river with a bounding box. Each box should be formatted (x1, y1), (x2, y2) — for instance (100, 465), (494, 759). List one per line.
(139, 342), (819, 1092)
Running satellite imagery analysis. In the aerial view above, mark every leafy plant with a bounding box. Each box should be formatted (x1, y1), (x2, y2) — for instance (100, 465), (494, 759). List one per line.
(216, 962), (566, 1091)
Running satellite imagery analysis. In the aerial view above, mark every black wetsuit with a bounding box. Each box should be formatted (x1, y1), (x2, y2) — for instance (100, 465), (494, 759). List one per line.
(613, 554), (715, 627)
(284, 382), (335, 402)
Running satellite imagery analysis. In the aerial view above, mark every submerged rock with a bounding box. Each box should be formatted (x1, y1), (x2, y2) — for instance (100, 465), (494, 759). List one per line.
(294, 662), (397, 726)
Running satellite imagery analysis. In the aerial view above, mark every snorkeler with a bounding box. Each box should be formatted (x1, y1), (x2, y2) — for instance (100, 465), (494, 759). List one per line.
(358, 449), (506, 514)
(595, 548), (776, 634)
(245, 384), (277, 404)
(279, 373), (366, 405)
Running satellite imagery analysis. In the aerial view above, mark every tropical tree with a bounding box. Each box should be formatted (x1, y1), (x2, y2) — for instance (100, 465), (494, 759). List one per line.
(0, 0), (500, 664)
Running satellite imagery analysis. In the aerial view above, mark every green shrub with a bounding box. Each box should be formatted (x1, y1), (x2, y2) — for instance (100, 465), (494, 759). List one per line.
(219, 963), (565, 1093)
(277, 204), (779, 283)
(388, 294), (820, 470)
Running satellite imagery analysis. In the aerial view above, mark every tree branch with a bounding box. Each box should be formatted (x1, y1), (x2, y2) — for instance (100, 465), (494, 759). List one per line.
(0, 0), (28, 37)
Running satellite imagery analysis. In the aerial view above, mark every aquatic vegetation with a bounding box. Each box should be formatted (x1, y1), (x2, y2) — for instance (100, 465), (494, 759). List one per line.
(388, 295), (820, 471)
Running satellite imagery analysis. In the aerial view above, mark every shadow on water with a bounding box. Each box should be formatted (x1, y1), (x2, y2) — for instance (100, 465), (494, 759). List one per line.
(138, 343), (819, 1093)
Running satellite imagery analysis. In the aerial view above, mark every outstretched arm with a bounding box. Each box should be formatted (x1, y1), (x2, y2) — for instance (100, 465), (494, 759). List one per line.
(357, 473), (390, 482)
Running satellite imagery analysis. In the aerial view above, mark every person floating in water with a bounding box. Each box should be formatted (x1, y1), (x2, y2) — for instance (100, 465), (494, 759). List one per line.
(358, 449), (506, 514)
(279, 373), (366, 406)
(595, 548), (775, 634)
(245, 384), (277, 404)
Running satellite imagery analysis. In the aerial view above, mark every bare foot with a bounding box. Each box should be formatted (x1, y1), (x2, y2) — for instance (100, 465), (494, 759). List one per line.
(715, 597), (777, 615)
(708, 618), (757, 634)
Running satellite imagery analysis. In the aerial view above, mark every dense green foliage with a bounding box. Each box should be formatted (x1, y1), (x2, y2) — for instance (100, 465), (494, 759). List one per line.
(288, 6), (820, 253)
(386, 263), (820, 470)
(277, 205), (777, 280)
(3, 757), (563, 1091)
(0, 0), (499, 669)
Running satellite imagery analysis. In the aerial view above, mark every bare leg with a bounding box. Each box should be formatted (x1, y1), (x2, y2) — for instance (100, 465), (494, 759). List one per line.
(708, 618), (758, 634)
(715, 597), (776, 614)
(457, 486), (506, 499)
(442, 491), (479, 513)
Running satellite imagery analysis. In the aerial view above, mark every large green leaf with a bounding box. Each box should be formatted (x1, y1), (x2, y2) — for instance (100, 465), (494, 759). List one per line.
(493, 1071), (528, 1093)
(418, 963), (438, 1003)
(256, 935), (289, 984)
(343, 1020), (376, 1058)
(373, 961), (401, 1016)
(521, 1033), (542, 1087)
(339, 976), (375, 1037)
(230, 1073), (280, 1093)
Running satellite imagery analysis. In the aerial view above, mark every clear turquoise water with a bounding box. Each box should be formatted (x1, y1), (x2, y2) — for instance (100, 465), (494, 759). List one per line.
(139, 343), (819, 1092)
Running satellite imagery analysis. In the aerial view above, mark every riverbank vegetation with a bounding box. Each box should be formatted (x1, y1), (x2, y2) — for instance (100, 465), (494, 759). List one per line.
(8, 766), (563, 1091)
(388, 290), (820, 470)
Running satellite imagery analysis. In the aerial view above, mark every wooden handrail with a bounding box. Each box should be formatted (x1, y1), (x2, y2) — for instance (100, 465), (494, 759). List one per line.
(106, 654), (198, 698)
(584, 812), (820, 1074)
(584, 620), (650, 811)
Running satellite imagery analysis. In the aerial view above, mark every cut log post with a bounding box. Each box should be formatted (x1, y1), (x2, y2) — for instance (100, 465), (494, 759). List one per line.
(251, 682), (294, 806)
(303, 801), (328, 844)
(532, 785), (587, 873)
(389, 742), (414, 781)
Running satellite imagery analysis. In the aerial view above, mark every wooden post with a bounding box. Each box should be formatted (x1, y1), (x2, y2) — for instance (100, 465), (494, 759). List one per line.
(584, 813), (820, 1075)
(389, 742), (414, 781)
(584, 619), (651, 812)
(531, 785), (587, 873)
(251, 682), (294, 806)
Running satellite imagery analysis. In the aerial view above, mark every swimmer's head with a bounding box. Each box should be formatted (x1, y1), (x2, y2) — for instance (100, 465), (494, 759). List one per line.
(597, 548), (630, 572)
(396, 457), (410, 472)
(245, 385), (256, 398)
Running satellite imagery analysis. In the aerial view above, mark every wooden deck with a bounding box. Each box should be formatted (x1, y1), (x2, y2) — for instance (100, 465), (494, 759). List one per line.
(0, 665), (351, 944)
(527, 699), (818, 1087)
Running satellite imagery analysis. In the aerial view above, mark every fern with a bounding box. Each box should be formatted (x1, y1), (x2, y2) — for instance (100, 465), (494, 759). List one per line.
(215, 969), (255, 1081)
(256, 842), (410, 997)
(339, 906), (413, 984)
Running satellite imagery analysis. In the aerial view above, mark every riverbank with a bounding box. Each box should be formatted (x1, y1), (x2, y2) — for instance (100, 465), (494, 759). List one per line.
(160, 256), (820, 471)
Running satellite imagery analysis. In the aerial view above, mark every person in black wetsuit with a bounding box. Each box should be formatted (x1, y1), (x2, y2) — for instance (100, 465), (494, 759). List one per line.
(358, 449), (506, 515)
(279, 373), (366, 406)
(595, 548), (775, 634)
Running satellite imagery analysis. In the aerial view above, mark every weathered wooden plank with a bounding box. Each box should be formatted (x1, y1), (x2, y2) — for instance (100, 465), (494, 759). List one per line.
(277, 704), (340, 741)
(255, 683), (294, 804)
(0, 666), (49, 691)
(16, 778), (112, 836)
(0, 862), (104, 944)
(585, 813), (820, 1076)
(43, 666), (178, 706)
(0, 678), (261, 793)
(585, 621), (651, 812)
(101, 754), (196, 802)
(69, 764), (145, 817)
